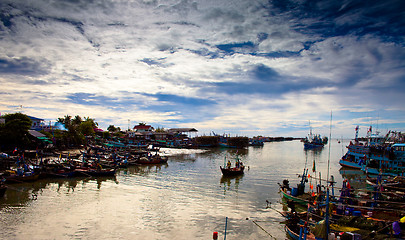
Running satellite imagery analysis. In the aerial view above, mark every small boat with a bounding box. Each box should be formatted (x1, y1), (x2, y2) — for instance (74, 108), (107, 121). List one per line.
(75, 168), (116, 177)
(4, 172), (39, 183)
(220, 166), (245, 176)
(285, 223), (316, 240)
(136, 154), (168, 164)
(220, 155), (245, 176)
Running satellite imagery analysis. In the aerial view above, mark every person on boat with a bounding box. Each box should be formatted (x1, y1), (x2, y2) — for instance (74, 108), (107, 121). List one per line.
(226, 160), (231, 169)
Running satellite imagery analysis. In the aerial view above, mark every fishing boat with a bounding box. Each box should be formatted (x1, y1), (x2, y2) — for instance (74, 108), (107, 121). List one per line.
(303, 121), (327, 150)
(360, 143), (405, 176)
(136, 154), (168, 164)
(339, 127), (405, 176)
(75, 168), (116, 177)
(220, 165), (245, 176)
(220, 155), (245, 176)
(339, 127), (385, 169)
(249, 138), (264, 146)
(366, 175), (405, 191)
(285, 222), (316, 240)
(4, 170), (40, 183)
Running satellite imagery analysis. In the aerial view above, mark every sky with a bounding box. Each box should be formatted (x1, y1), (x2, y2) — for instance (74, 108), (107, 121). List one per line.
(0, 0), (404, 138)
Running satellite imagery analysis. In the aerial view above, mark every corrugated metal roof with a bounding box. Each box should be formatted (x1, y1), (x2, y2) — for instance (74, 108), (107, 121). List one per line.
(28, 130), (46, 138)
(168, 128), (198, 133)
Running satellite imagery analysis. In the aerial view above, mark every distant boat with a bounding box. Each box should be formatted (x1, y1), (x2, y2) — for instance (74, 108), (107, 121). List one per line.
(249, 138), (264, 146)
(303, 121), (327, 150)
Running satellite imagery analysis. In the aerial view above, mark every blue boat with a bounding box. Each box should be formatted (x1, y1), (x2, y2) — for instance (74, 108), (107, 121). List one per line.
(361, 143), (405, 176)
(339, 126), (386, 169)
(339, 127), (405, 176)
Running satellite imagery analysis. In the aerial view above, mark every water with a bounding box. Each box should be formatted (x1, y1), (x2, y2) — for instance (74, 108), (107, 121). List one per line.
(0, 140), (356, 240)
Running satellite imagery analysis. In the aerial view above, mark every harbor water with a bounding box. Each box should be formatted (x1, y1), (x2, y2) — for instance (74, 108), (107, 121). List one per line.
(0, 140), (360, 239)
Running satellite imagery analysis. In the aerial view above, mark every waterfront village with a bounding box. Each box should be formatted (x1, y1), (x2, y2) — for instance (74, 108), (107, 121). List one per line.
(0, 113), (298, 175)
(1, 113), (405, 239)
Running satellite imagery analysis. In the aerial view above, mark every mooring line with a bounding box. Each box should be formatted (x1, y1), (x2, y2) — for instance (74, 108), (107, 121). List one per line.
(252, 220), (277, 239)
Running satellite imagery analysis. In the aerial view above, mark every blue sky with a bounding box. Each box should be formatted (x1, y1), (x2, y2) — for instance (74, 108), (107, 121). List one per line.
(0, 0), (404, 138)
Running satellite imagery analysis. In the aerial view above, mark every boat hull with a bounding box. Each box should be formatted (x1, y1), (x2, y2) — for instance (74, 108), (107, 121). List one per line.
(280, 188), (309, 206)
(338, 159), (362, 169)
(220, 166), (244, 176)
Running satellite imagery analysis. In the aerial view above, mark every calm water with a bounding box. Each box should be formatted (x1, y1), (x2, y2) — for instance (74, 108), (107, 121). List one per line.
(0, 140), (360, 240)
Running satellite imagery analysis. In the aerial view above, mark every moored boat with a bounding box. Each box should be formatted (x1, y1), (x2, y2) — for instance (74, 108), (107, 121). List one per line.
(75, 168), (116, 177)
(136, 154), (168, 164)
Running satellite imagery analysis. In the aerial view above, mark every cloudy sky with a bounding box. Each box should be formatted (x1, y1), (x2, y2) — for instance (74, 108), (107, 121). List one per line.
(1, 0), (404, 138)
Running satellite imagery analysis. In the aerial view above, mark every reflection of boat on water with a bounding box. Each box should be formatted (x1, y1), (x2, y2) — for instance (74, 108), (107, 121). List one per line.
(339, 167), (367, 189)
(119, 163), (168, 176)
(220, 174), (243, 184)
(0, 184), (7, 197)
(339, 167), (365, 179)
(220, 174), (243, 194)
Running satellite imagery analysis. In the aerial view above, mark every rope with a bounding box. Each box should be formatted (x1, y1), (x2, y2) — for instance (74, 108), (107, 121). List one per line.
(252, 220), (277, 239)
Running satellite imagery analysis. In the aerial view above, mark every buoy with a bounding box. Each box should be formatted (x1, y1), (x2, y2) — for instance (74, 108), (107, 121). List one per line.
(213, 231), (218, 240)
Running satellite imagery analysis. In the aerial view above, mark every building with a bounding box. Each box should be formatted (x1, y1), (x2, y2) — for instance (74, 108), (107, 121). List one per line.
(27, 116), (44, 130)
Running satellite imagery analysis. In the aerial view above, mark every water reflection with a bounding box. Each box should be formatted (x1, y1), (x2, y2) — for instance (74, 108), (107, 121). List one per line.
(220, 174), (244, 194)
(0, 141), (364, 240)
(0, 176), (117, 209)
(119, 164), (168, 176)
(339, 167), (367, 189)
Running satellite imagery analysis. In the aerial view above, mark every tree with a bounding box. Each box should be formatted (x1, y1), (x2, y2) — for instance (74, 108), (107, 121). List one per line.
(107, 125), (117, 132)
(79, 121), (95, 136)
(155, 127), (166, 132)
(0, 113), (32, 149)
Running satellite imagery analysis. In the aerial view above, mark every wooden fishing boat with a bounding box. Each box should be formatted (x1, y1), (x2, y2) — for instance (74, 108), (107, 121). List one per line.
(75, 168), (116, 177)
(280, 188), (311, 206)
(220, 166), (245, 177)
(366, 175), (405, 190)
(136, 155), (168, 164)
(4, 172), (39, 183)
(47, 169), (76, 178)
(285, 223), (316, 240)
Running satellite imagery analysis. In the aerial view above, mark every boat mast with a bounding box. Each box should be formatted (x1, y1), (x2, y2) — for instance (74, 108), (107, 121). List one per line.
(325, 111), (332, 237)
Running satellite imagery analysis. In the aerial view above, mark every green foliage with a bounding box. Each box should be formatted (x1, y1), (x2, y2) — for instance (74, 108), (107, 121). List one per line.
(0, 113), (32, 149)
(155, 127), (166, 132)
(107, 125), (117, 132)
(79, 121), (95, 136)
(102, 131), (111, 139)
(54, 115), (99, 148)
